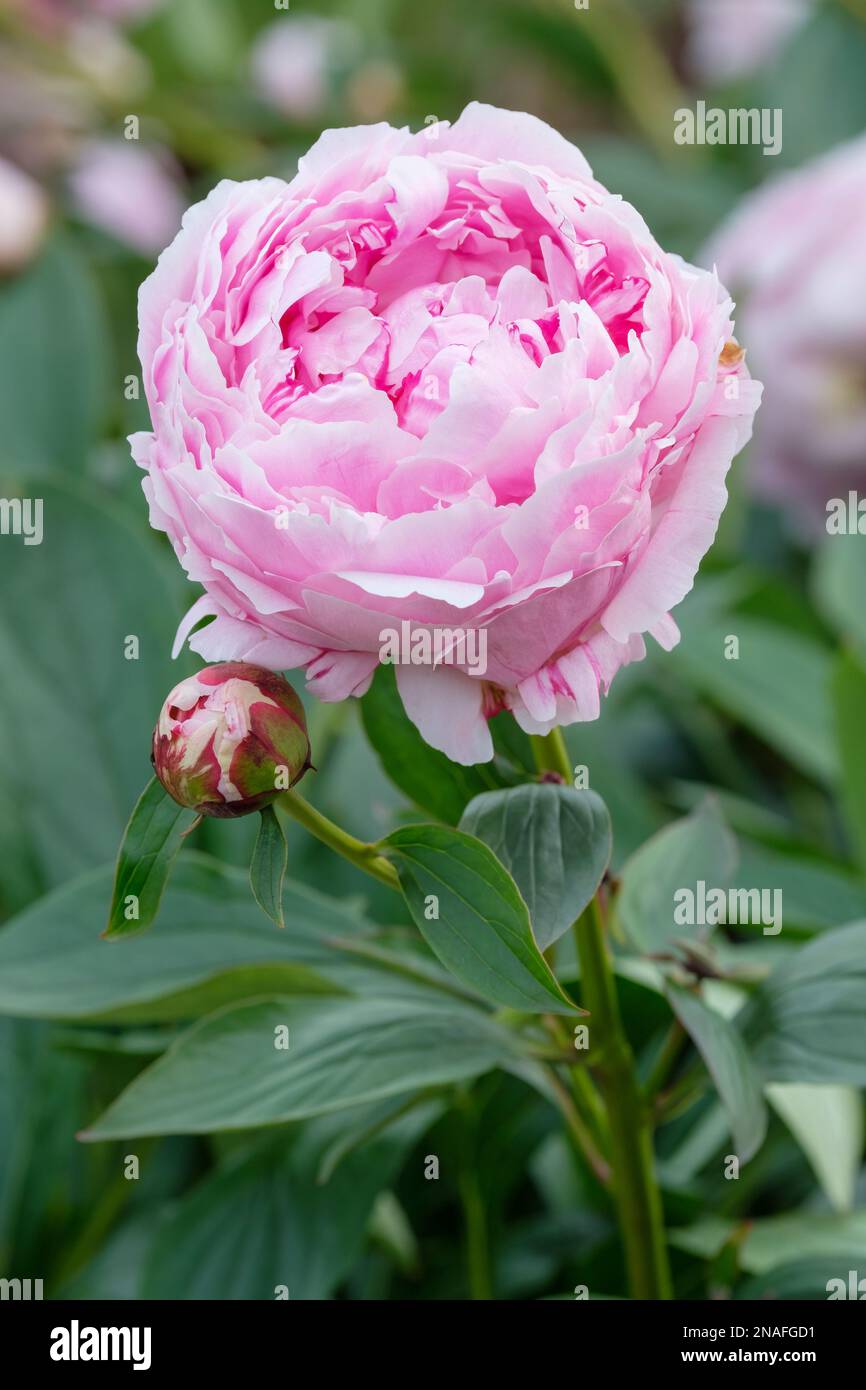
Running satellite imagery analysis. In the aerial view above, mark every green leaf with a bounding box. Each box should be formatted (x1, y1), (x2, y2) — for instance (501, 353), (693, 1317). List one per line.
(832, 650), (866, 875)
(0, 855), (381, 1023)
(382, 824), (576, 1013)
(81, 994), (518, 1139)
(616, 799), (738, 954)
(0, 477), (186, 908)
(315, 1095), (442, 1184)
(813, 533), (866, 657)
(660, 1100), (730, 1186)
(765, 6), (866, 168)
(367, 1192), (419, 1277)
(672, 1209), (866, 1275)
(737, 1257), (865, 1301)
(667, 985), (767, 1163)
(0, 1019), (90, 1258)
(669, 617), (837, 783)
(743, 921), (866, 1083)
(104, 779), (196, 939)
(360, 664), (500, 822)
(249, 805), (287, 929)
(0, 236), (108, 474)
(739, 1210), (866, 1276)
(737, 840), (866, 934)
(766, 1084), (863, 1214)
(459, 783), (611, 950)
(140, 1107), (431, 1299)
(56, 1212), (155, 1301)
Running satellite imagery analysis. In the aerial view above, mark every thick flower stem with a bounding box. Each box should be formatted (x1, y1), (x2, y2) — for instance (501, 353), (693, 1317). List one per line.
(532, 726), (671, 1300)
(575, 897), (672, 1300)
(277, 789), (400, 890)
(286, 728), (671, 1297)
(458, 1162), (492, 1300)
(530, 727), (574, 782)
(456, 1096), (493, 1301)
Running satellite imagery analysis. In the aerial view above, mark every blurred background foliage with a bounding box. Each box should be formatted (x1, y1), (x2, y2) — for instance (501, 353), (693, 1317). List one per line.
(1, 0), (866, 1301)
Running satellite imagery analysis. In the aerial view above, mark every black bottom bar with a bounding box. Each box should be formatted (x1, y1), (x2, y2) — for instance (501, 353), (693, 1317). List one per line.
(2, 1296), (860, 1375)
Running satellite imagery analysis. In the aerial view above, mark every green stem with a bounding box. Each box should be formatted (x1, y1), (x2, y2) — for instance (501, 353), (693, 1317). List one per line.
(530, 727), (573, 782)
(530, 727), (671, 1297)
(458, 1152), (492, 1300)
(459, 1169), (492, 1300)
(644, 1020), (688, 1103)
(554, 0), (697, 165)
(455, 1090), (493, 1299)
(545, 1015), (611, 1157)
(572, 1058), (611, 1149)
(277, 789), (400, 890)
(654, 1064), (707, 1126)
(286, 722), (670, 1297)
(544, 1066), (611, 1187)
(575, 896), (672, 1299)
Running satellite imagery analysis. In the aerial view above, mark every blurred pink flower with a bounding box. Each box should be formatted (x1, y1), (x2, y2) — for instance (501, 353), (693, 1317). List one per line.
(686, 0), (812, 84)
(0, 155), (49, 272)
(92, 0), (160, 16)
(14, 0), (161, 31)
(69, 140), (183, 256)
(704, 134), (866, 532)
(132, 104), (759, 763)
(251, 16), (360, 122)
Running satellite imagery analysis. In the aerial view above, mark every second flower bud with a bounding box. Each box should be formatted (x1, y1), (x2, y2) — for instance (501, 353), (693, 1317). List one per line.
(152, 663), (311, 817)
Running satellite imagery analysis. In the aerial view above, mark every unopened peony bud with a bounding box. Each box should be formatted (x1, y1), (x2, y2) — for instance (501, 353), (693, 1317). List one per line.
(152, 664), (311, 817)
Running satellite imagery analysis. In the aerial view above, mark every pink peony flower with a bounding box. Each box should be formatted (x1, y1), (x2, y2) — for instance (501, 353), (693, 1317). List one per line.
(685, 0), (812, 85)
(132, 104), (760, 764)
(69, 140), (183, 256)
(703, 133), (866, 533)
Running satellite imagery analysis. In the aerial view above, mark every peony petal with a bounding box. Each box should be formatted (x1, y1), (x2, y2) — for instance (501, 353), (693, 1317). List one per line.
(395, 663), (493, 765)
(434, 102), (594, 181)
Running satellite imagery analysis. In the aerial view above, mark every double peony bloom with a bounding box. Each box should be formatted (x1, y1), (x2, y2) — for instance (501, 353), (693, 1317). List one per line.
(133, 104), (760, 764)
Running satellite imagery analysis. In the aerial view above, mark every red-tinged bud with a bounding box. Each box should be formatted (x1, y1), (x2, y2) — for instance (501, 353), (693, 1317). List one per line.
(152, 663), (311, 818)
